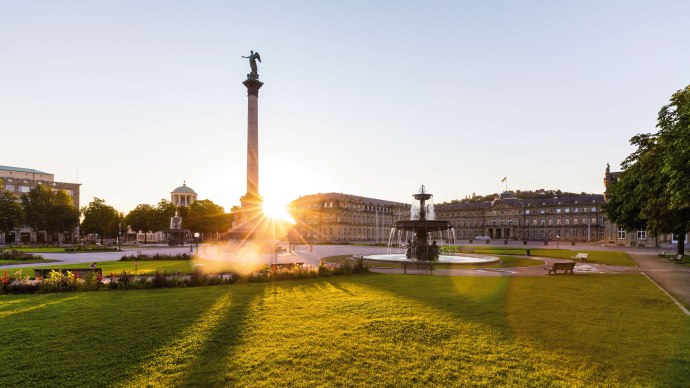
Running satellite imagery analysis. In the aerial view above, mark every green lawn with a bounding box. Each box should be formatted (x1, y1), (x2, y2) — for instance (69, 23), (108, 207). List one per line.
(8, 247), (65, 253)
(0, 258), (57, 267)
(19, 260), (196, 276)
(19, 259), (260, 277)
(454, 247), (636, 266)
(328, 255), (544, 269)
(1, 274), (687, 386)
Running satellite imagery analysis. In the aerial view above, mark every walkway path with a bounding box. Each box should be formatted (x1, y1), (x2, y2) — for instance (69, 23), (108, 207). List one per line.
(3, 243), (688, 310)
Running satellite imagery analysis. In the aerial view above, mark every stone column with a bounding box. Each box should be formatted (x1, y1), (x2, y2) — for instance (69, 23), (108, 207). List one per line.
(243, 78), (263, 199)
(239, 78), (264, 228)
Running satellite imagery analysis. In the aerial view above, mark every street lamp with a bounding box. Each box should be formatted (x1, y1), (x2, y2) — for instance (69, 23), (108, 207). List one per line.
(118, 222), (122, 252)
(194, 232), (200, 254)
(556, 233), (560, 249)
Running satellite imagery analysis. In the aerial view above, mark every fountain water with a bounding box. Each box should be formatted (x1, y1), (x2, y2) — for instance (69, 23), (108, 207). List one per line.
(364, 186), (499, 265)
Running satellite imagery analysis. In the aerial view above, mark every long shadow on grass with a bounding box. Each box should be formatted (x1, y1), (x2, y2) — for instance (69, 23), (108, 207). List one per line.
(174, 284), (266, 387)
(356, 272), (690, 386)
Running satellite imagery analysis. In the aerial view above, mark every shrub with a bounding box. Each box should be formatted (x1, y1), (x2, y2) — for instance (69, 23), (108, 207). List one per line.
(64, 245), (118, 252)
(120, 252), (193, 261)
(0, 249), (43, 261)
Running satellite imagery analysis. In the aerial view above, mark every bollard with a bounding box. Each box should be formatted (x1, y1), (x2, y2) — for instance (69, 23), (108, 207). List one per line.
(486, 240), (490, 244)
(571, 241), (576, 246)
(544, 240), (548, 246)
(469, 239), (473, 244)
(523, 240), (527, 245)
(504, 240), (508, 245)
(526, 249), (531, 256)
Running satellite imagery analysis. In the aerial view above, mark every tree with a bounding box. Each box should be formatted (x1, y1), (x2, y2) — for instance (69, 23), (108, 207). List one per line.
(153, 199), (182, 231)
(81, 198), (121, 245)
(604, 85), (690, 255)
(185, 199), (232, 240)
(0, 181), (24, 235)
(21, 185), (79, 243)
(125, 204), (157, 243)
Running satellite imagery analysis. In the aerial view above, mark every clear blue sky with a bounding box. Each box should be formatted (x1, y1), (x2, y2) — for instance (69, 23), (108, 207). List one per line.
(2, 0), (689, 213)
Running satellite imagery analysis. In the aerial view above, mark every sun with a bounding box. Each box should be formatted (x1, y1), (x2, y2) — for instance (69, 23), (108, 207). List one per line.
(262, 197), (295, 224)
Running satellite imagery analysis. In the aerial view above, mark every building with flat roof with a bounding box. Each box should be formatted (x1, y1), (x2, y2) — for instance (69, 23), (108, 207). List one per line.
(0, 165), (81, 244)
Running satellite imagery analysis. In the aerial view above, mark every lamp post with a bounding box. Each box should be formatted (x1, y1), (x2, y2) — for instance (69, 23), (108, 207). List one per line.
(118, 222), (122, 252)
(194, 232), (200, 254)
(556, 233), (560, 249)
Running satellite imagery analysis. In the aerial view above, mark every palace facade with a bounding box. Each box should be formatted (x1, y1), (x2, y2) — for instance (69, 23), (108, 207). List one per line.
(288, 191), (607, 243)
(288, 193), (411, 243)
(435, 192), (605, 242)
(0, 165), (81, 244)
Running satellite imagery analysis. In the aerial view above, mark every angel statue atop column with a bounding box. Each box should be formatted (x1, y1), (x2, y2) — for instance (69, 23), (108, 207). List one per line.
(242, 50), (262, 79)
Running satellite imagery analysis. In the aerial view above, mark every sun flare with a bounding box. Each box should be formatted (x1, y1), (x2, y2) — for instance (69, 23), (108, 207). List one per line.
(262, 197), (295, 224)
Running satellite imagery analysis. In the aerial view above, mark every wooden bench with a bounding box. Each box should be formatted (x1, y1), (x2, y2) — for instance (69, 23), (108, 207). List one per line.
(571, 253), (589, 262)
(401, 261), (434, 275)
(658, 250), (667, 258)
(545, 262), (576, 275)
(34, 268), (103, 279)
(669, 255), (686, 264)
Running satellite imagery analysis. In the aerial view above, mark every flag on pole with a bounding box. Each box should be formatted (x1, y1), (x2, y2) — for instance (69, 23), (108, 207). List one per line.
(501, 177), (507, 182)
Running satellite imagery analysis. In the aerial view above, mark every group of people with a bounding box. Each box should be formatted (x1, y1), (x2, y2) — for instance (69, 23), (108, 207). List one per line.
(405, 239), (440, 261)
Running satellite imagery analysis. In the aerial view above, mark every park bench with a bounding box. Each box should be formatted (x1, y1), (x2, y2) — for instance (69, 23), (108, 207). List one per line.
(571, 253), (589, 262)
(658, 250), (667, 258)
(669, 255), (686, 264)
(401, 261), (434, 275)
(544, 262), (575, 275)
(34, 268), (103, 279)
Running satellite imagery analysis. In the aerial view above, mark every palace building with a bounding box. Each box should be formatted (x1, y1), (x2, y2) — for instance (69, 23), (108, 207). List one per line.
(288, 191), (607, 244)
(435, 192), (606, 242)
(0, 165), (81, 244)
(288, 193), (411, 243)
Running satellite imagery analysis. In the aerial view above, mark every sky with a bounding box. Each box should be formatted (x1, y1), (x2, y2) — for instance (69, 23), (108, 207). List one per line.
(2, 0), (689, 213)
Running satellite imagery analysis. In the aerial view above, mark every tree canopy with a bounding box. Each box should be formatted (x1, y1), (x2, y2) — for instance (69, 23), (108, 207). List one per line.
(125, 204), (158, 243)
(81, 198), (122, 244)
(21, 185), (79, 242)
(0, 181), (24, 233)
(185, 199), (232, 239)
(604, 85), (690, 255)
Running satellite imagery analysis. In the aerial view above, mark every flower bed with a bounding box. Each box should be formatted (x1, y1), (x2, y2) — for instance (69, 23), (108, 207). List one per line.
(0, 259), (369, 294)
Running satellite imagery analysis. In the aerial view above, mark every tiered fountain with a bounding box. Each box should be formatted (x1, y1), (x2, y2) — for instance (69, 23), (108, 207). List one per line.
(363, 186), (499, 265)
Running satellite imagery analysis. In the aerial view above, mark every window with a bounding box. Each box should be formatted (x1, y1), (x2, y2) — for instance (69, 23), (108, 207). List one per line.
(19, 186), (30, 193)
(5, 185), (13, 191)
(574, 208), (578, 213)
(564, 219), (570, 226)
(617, 228), (626, 239)
(591, 207), (597, 212)
(565, 208), (570, 213)
(637, 229), (646, 240)
(556, 208), (561, 214)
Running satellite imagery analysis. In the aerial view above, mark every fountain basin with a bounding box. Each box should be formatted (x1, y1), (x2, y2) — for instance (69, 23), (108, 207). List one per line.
(361, 253), (500, 265)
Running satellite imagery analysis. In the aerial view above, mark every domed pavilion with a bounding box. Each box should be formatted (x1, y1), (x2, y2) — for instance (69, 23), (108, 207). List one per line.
(171, 181), (198, 207)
